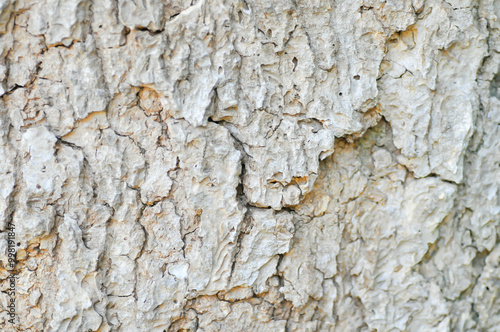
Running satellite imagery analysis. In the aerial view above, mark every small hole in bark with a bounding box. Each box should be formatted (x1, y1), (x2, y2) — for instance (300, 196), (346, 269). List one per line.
(339, 92), (343, 96)
(354, 75), (360, 80)
(292, 57), (298, 71)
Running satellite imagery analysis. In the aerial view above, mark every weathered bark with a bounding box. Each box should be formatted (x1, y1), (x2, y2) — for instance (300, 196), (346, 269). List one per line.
(0, 0), (499, 331)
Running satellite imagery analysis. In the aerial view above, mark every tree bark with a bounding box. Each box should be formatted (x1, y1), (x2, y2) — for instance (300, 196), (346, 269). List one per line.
(0, 0), (499, 331)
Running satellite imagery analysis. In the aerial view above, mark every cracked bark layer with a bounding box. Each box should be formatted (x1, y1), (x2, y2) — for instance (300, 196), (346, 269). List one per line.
(0, 0), (499, 331)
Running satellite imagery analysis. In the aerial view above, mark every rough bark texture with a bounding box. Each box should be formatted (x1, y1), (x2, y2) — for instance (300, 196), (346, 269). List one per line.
(0, 0), (499, 331)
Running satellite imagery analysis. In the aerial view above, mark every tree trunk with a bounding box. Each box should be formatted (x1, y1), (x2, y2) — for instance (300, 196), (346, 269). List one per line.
(0, 0), (499, 331)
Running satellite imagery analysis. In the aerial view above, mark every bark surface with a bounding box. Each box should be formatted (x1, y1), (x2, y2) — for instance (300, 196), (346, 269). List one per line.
(0, 0), (499, 331)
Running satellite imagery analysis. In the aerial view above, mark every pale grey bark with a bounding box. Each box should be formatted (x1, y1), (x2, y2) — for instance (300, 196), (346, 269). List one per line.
(0, 0), (499, 331)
